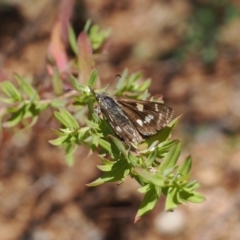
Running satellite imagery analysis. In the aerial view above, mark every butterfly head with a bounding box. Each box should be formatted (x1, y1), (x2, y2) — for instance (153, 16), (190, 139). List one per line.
(89, 87), (109, 101)
(89, 87), (117, 110)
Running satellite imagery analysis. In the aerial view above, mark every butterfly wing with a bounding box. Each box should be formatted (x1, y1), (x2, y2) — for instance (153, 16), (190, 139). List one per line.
(116, 98), (173, 136)
(94, 93), (143, 144)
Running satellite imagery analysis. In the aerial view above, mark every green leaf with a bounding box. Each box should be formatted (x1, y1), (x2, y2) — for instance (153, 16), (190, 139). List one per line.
(183, 181), (200, 191)
(51, 99), (67, 108)
(1, 81), (22, 101)
(165, 187), (178, 211)
(158, 141), (181, 175)
(101, 158), (114, 165)
(135, 168), (165, 187)
(156, 139), (179, 157)
(54, 111), (70, 128)
(54, 109), (79, 129)
(3, 101), (47, 128)
(127, 152), (138, 166)
(49, 135), (70, 145)
(143, 125), (173, 149)
(65, 144), (78, 166)
(178, 156), (192, 176)
(97, 162), (114, 171)
(51, 128), (67, 136)
(115, 69), (128, 91)
(88, 24), (111, 50)
(65, 152), (75, 166)
(68, 25), (78, 55)
(87, 135), (98, 149)
(26, 103), (46, 118)
(65, 142), (75, 153)
(52, 67), (63, 95)
(129, 72), (141, 86)
(98, 138), (111, 152)
(138, 140), (160, 153)
(24, 115), (38, 129)
(96, 165), (109, 172)
(109, 135), (126, 156)
(60, 128), (73, 134)
(70, 75), (89, 92)
(0, 97), (15, 104)
(175, 190), (188, 205)
(87, 159), (130, 186)
(145, 150), (157, 167)
(14, 74), (39, 100)
(138, 184), (150, 193)
(86, 119), (99, 130)
(84, 19), (92, 33)
(37, 102), (49, 112)
(88, 69), (98, 87)
(187, 192), (206, 203)
(3, 105), (25, 127)
(135, 185), (161, 222)
(77, 127), (89, 141)
(138, 79), (151, 91)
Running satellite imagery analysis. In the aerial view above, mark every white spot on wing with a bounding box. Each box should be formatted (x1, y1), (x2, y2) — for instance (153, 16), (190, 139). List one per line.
(136, 119), (143, 126)
(136, 103), (144, 111)
(116, 126), (122, 132)
(144, 114), (154, 123)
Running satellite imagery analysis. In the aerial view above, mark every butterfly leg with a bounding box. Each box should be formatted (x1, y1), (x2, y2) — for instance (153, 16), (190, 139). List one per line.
(93, 106), (102, 116)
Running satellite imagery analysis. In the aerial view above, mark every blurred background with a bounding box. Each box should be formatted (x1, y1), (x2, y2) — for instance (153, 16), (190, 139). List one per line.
(0, 0), (240, 239)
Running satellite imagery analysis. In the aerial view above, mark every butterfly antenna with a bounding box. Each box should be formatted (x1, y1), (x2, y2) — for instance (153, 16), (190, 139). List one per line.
(105, 74), (122, 91)
(89, 74), (122, 95)
(64, 88), (75, 93)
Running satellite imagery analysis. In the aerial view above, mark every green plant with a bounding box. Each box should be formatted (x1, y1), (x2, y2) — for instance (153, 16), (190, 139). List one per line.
(174, 1), (240, 63)
(0, 20), (205, 221)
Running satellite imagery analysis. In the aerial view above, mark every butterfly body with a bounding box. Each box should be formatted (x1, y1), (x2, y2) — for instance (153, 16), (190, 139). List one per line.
(90, 88), (173, 145)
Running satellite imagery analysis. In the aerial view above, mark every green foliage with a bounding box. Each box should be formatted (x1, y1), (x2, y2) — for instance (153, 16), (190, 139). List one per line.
(68, 25), (78, 55)
(175, 1), (240, 63)
(0, 74), (48, 128)
(84, 19), (111, 50)
(69, 19), (111, 54)
(0, 21), (205, 220)
(49, 70), (204, 219)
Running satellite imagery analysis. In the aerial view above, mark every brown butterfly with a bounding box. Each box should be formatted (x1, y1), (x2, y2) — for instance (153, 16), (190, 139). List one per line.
(90, 88), (173, 145)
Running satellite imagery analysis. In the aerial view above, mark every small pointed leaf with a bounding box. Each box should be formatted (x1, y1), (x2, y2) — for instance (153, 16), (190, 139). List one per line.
(158, 141), (181, 174)
(68, 25), (78, 55)
(135, 186), (161, 222)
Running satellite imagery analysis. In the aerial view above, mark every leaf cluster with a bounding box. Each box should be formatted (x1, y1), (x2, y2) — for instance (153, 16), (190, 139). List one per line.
(49, 71), (205, 220)
(174, 1), (240, 64)
(0, 74), (49, 128)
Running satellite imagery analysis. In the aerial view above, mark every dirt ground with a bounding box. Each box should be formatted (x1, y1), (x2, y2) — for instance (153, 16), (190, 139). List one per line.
(0, 0), (240, 240)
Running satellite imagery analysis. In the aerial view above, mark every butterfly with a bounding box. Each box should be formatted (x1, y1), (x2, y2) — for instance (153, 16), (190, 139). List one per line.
(90, 87), (173, 145)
